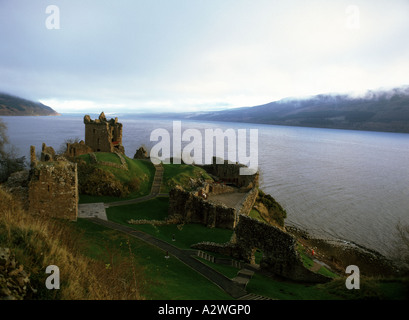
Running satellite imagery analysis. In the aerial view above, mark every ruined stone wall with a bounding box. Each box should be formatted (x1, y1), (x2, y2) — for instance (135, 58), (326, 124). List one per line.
(206, 182), (236, 195)
(191, 241), (239, 258)
(40, 143), (55, 162)
(65, 140), (93, 158)
(28, 161), (78, 221)
(199, 161), (258, 190)
(234, 215), (330, 282)
(236, 187), (258, 216)
(193, 215), (331, 283)
(168, 172), (258, 230)
(169, 186), (238, 229)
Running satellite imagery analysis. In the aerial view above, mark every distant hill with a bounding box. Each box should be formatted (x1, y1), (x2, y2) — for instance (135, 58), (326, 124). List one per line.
(0, 93), (59, 116)
(142, 86), (409, 133)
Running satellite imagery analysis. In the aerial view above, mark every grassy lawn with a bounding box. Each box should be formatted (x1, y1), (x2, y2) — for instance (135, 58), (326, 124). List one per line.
(246, 273), (341, 300)
(134, 223), (234, 250)
(296, 243), (338, 279)
(94, 152), (123, 164)
(249, 208), (267, 224)
(107, 197), (170, 222)
(106, 197), (234, 250)
(73, 218), (233, 300)
(316, 277), (409, 300)
(195, 257), (241, 279)
(161, 163), (213, 193)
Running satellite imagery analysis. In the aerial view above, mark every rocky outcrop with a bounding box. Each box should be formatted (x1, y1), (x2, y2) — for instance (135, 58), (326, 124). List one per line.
(287, 226), (399, 277)
(133, 146), (149, 160)
(0, 248), (36, 300)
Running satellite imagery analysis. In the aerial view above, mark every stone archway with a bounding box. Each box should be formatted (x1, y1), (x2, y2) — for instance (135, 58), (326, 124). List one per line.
(250, 248), (264, 265)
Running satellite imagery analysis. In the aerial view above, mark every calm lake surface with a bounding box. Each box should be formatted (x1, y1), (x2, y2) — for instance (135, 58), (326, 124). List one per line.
(2, 114), (409, 258)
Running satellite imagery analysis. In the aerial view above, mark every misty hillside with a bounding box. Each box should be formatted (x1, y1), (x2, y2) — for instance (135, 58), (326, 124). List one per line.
(145, 86), (409, 133)
(0, 93), (59, 116)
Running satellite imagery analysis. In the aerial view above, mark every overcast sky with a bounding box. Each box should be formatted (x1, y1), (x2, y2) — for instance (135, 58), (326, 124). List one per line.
(1, 0), (409, 113)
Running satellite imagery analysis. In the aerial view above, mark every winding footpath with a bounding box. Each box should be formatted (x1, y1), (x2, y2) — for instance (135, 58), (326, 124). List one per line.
(105, 163), (167, 208)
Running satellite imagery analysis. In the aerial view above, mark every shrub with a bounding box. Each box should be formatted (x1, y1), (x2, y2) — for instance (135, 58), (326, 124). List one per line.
(125, 177), (141, 193)
(76, 161), (128, 197)
(257, 189), (287, 227)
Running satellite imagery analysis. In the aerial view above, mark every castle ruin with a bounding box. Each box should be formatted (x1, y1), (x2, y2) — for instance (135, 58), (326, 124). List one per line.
(83, 112), (124, 154)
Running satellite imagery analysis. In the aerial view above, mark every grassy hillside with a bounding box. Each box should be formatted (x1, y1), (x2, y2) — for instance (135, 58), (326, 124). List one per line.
(0, 93), (59, 116)
(161, 163), (214, 193)
(77, 153), (213, 203)
(0, 187), (143, 300)
(194, 88), (409, 133)
(77, 153), (156, 203)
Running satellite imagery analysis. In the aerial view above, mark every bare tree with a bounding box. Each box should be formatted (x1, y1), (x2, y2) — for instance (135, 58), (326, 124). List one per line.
(0, 118), (26, 183)
(0, 118), (9, 158)
(57, 137), (82, 155)
(392, 220), (409, 274)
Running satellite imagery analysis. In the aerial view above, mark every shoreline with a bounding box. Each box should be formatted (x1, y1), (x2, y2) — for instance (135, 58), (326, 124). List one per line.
(286, 225), (400, 278)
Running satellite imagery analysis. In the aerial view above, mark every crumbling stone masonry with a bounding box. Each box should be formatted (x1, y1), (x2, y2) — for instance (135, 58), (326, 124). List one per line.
(40, 143), (56, 162)
(84, 112), (125, 154)
(28, 146), (78, 221)
(234, 216), (330, 282)
(169, 186), (239, 229)
(65, 140), (93, 158)
(199, 161), (259, 190)
(168, 162), (259, 229)
(193, 215), (331, 283)
(168, 182), (258, 229)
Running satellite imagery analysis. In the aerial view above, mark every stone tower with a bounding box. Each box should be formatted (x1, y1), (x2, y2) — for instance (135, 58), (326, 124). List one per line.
(83, 112), (125, 153)
(28, 145), (78, 221)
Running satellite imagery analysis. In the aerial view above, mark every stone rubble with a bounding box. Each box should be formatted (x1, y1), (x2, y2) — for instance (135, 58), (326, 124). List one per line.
(0, 248), (37, 300)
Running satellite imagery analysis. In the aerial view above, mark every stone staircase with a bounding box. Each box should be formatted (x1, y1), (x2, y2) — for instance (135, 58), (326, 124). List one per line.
(232, 268), (254, 289)
(237, 293), (274, 300)
(151, 164), (164, 195)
